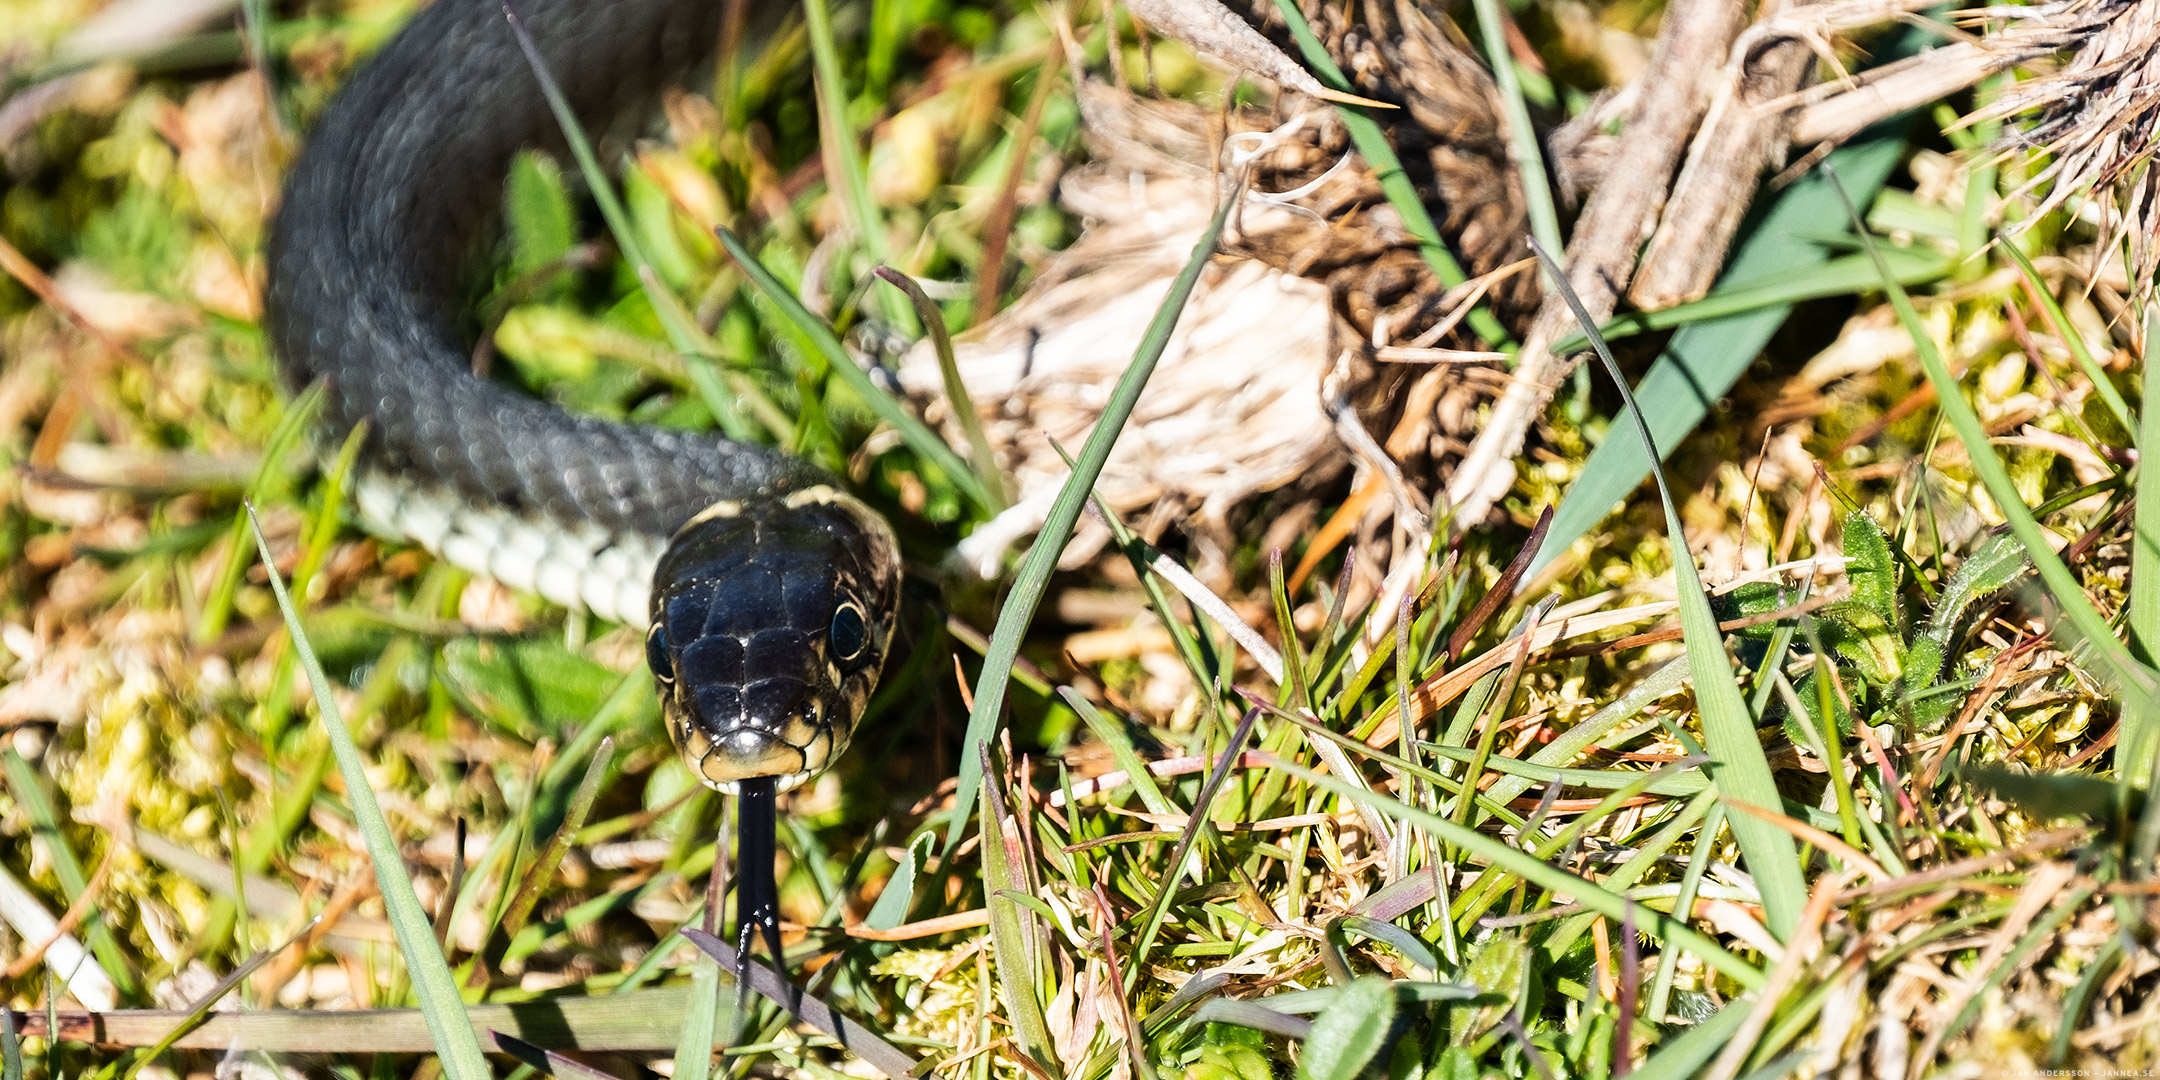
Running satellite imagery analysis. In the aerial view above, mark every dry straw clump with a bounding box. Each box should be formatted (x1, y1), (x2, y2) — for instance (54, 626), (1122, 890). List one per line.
(1978, 0), (2160, 280)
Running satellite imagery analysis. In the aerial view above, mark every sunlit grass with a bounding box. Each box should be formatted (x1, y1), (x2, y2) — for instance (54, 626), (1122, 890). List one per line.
(0, 1), (2154, 1078)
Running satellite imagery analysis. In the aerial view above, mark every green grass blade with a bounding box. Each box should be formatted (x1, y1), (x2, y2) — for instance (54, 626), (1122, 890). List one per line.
(669, 953), (722, 1080)
(1, 751), (139, 999)
(1127, 707), (1263, 985)
(1824, 168), (2160, 777)
(977, 747), (1058, 1072)
(245, 505), (492, 1080)
(499, 739), (615, 946)
(941, 192), (1235, 850)
(2135, 304), (2160, 869)
(2130, 303), (2160, 663)
(1628, 1001), (1751, 1080)
(1061, 688), (1176, 817)
(718, 228), (994, 513)
(1533, 133), (1908, 576)
(802, 0), (910, 332)
(1463, 0), (1559, 255)
(1532, 239), (1805, 940)
(1, 999), (19, 1080)
(501, 0), (768, 439)
(1546, 245), (1948, 355)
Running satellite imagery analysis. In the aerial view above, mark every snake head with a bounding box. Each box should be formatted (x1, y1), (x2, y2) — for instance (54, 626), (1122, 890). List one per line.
(647, 485), (901, 793)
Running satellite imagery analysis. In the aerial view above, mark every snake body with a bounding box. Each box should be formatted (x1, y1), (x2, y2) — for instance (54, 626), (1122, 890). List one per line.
(265, 0), (903, 980)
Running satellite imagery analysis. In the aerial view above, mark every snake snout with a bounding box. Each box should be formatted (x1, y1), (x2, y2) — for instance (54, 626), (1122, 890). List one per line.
(649, 491), (898, 794)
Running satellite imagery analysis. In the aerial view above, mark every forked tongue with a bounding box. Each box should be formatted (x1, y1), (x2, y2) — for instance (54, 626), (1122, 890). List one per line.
(732, 777), (791, 1012)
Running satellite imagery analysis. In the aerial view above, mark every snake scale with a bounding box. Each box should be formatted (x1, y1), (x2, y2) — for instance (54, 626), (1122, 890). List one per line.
(264, 0), (904, 986)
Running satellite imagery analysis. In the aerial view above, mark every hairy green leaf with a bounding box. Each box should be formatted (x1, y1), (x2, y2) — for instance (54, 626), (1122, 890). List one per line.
(1296, 977), (1397, 1080)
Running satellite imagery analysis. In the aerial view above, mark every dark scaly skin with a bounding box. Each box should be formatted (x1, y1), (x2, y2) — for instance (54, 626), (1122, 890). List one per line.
(264, 0), (901, 993)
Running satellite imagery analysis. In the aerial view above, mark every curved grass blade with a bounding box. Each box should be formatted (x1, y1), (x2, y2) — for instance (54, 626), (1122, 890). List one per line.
(718, 228), (993, 513)
(2000, 237), (2134, 438)
(1530, 238), (1805, 940)
(942, 193), (1236, 850)
(1191, 1000), (1311, 1039)
(875, 267), (1006, 508)
(245, 505), (492, 1080)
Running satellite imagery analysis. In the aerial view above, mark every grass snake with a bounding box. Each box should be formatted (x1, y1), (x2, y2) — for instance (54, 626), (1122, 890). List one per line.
(264, 0), (904, 989)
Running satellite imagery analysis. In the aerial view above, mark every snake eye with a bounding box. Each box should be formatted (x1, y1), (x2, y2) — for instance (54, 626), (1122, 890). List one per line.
(646, 624), (674, 684)
(828, 602), (868, 664)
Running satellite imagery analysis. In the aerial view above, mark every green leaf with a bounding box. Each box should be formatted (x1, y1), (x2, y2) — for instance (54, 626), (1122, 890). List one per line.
(1842, 513), (1900, 630)
(1296, 977), (1397, 1080)
(1815, 600), (1903, 686)
(1827, 167), (2160, 776)
(438, 637), (619, 738)
(1714, 580), (1795, 642)
(493, 305), (603, 385)
(1924, 530), (2030, 647)
(506, 151), (575, 280)
(1784, 665), (1854, 752)
(624, 164), (695, 292)
(1962, 764), (2120, 822)
(862, 830), (935, 932)
(1896, 635), (1947, 727)
(1449, 936), (1525, 1044)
